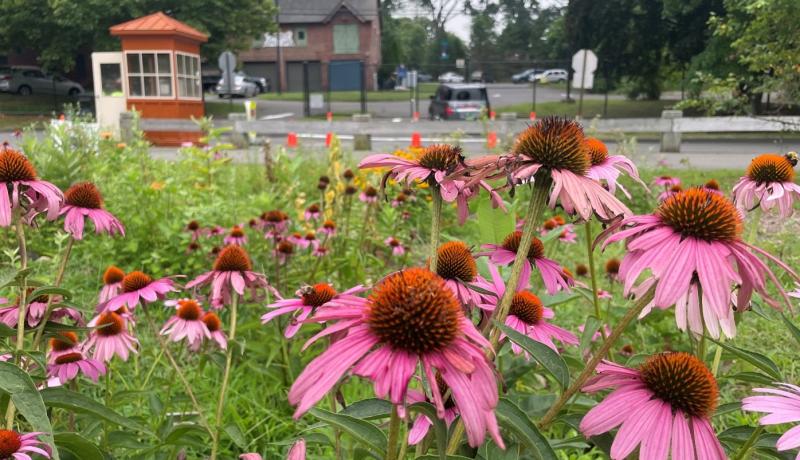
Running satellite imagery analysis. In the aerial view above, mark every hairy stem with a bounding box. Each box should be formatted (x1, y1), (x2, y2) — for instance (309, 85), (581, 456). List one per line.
(32, 236), (75, 349)
(210, 292), (239, 460)
(6, 211), (28, 428)
(428, 187), (443, 273)
(385, 405), (402, 460)
(539, 283), (656, 429)
(733, 425), (764, 460)
(584, 220), (608, 340)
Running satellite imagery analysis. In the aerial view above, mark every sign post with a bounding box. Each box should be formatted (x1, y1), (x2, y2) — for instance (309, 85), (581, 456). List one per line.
(218, 50), (236, 107)
(571, 49), (597, 118)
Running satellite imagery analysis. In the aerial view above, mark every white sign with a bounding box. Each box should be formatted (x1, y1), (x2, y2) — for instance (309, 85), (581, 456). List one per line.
(455, 59), (465, 69)
(571, 49), (597, 90)
(218, 51), (236, 73)
(262, 31), (295, 48)
(310, 94), (324, 110)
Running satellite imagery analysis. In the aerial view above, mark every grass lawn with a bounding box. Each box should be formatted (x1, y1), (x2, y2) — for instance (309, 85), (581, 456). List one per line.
(256, 82), (438, 102)
(0, 92), (80, 115)
(499, 98), (675, 118)
(204, 100), (245, 118)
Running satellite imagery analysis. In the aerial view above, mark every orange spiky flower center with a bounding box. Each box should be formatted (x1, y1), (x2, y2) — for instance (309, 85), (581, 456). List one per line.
(213, 245), (253, 272)
(277, 241), (295, 255)
(510, 291), (544, 325)
(301, 283), (337, 307)
(304, 232), (316, 241)
(501, 231), (545, 261)
(263, 210), (288, 223)
(95, 312), (125, 337)
(584, 137), (609, 165)
(50, 331), (78, 351)
(187, 220), (200, 231)
(229, 226), (244, 238)
(54, 351), (84, 365)
(514, 117), (589, 175)
(746, 153), (795, 184)
(202, 312), (221, 332)
(704, 179), (720, 191)
(307, 204), (320, 214)
(657, 188), (742, 242)
(323, 219), (336, 230)
(65, 182), (103, 209)
(435, 241), (477, 282)
(605, 258), (620, 276)
(103, 265), (125, 285)
(0, 429), (22, 456)
(122, 271), (152, 292)
(176, 299), (202, 320)
(388, 238), (400, 247)
(367, 268), (461, 354)
(364, 186), (378, 197)
(0, 148), (36, 182)
(639, 352), (718, 417)
(575, 264), (588, 277)
(417, 145), (463, 172)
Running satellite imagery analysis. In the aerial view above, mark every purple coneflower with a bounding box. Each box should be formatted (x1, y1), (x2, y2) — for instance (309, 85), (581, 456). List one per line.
(732, 152), (799, 217)
(600, 187), (799, 339)
(0, 145), (63, 226)
(187, 245), (270, 308)
(407, 385), (458, 445)
(584, 137), (647, 199)
(743, 383), (800, 456)
(261, 210), (290, 233)
(223, 226), (247, 246)
(304, 203), (321, 221)
(0, 429), (50, 459)
(580, 353), (725, 459)
(479, 231), (571, 295)
(161, 299), (210, 347)
(60, 182), (124, 239)
(359, 185), (379, 203)
(384, 237), (405, 256)
(275, 240), (296, 264)
(84, 311), (138, 362)
(433, 241), (486, 306)
(262, 283), (366, 338)
(478, 264), (577, 354)
(185, 220), (203, 241)
(101, 271), (176, 313)
(318, 219), (336, 237)
(289, 268), (503, 448)
(654, 175), (680, 188)
(193, 312), (227, 350)
(97, 266), (124, 305)
(0, 291), (81, 328)
(47, 348), (106, 384)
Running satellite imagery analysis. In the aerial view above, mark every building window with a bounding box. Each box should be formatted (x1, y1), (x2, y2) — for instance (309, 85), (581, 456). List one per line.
(126, 52), (173, 98)
(176, 53), (201, 99)
(294, 28), (307, 47)
(333, 24), (359, 54)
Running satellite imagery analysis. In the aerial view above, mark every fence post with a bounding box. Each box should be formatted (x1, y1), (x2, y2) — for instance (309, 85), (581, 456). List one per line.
(660, 109), (683, 153)
(360, 60), (367, 114)
(119, 112), (134, 143)
(303, 61), (310, 118)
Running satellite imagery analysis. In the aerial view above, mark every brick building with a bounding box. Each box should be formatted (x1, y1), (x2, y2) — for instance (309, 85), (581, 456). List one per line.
(240, 0), (380, 92)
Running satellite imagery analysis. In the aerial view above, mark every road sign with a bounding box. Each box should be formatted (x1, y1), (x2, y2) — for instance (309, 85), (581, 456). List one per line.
(218, 51), (236, 105)
(571, 49), (597, 90)
(456, 59), (465, 69)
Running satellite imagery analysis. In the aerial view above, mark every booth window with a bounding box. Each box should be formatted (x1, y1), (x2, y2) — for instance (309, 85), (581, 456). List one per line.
(126, 52), (173, 97)
(176, 53), (201, 98)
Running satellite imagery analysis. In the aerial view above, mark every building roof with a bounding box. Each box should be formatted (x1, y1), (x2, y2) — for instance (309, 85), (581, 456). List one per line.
(110, 12), (208, 42)
(278, 0), (378, 24)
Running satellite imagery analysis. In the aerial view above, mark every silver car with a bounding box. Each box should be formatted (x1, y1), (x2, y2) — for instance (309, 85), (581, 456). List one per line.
(0, 66), (84, 96)
(215, 75), (259, 98)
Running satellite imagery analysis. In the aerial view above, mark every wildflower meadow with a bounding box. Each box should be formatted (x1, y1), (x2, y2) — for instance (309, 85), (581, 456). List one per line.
(0, 114), (798, 460)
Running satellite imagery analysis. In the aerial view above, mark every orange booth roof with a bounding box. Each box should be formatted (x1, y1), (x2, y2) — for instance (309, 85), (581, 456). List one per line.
(110, 11), (208, 42)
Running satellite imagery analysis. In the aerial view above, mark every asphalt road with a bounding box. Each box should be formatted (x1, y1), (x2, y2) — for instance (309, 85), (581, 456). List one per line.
(209, 83), (624, 119)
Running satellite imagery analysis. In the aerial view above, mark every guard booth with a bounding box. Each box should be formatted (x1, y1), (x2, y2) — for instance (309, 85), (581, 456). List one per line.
(92, 12), (207, 145)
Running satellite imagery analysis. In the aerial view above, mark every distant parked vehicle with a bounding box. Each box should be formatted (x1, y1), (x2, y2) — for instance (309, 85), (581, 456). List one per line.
(437, 72), (465, 83)
(239, 72), (269, 93)
(428, 83), (490, 120)
(215, 75), (259, 98)
(512, 68), (541, 83)
(531, 69), (568, 83)
(416, 72), (433, 83)
(470, 70), (494, 83)
(0, 66), (83, 96)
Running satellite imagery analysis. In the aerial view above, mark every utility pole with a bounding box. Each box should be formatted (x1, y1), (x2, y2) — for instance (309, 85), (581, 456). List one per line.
(275, 0), (282, 94)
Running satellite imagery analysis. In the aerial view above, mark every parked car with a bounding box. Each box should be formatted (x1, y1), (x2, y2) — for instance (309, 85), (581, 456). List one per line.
(470, 70), (494, 83)
(216, 75), (259, 98)
(531, 69), (568, 83)
(428, 83), (490, 120)
(239, 72), (269, 93)
(437, 72), (465, 83)
(0, 66), (83, 96)
(511, 68), (541, 83)
(416, 72), (433, 83)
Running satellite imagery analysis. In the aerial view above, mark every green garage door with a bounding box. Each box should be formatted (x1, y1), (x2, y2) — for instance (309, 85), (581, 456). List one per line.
(329, 60), (362, 91)
(286, 61), (321, 92)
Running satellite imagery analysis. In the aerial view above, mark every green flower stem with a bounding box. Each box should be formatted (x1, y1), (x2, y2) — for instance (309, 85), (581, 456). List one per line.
(32, 236), (75, 350)
(487, 176), (551, 349)
(142, 307), (215, 443)
(6, 210), (29, 429)
(429, 186), (443, 273)
(584, 220), (608, 340)
(210, 292), (239, 460)
(711, 343), (724, 377)
(328, 388), (342, 460)
(446, 421), (466, 454)
(385, 405), (402, 460)
(539, 283), (656, 429)
(733, 425), (764, 460)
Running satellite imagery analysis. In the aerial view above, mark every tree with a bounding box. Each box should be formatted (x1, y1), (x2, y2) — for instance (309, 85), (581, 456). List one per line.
(415, 0), (463, 33)
(0, 0), (277, 72)
(466, 0), (499, 64)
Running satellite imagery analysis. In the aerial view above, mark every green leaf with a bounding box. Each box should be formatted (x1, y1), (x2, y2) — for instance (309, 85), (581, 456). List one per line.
(495, 398), (557, 460)
(496, 322), (570, 390)
(710, 339), (782, 380)
(40, 387), (150, 434)
(224, 423), (247, 449)
(714, 402), (742, 418)
(408, 402), (447, 460)
(539, 225), (565, 243)
(55, 433), (104, 460)
(781, 313), (800, 347)
(0, 361), (59, 460)
(310, 408), (387, 456)
(29, 286), (72, 301)
(476, 191), (513, 245)
(729, 372), (777, 385)
(579, 316), (601, 352)
(540, 291), (580, 308)
(417, 455), (473, 460)
(340, 398), (392, 420)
